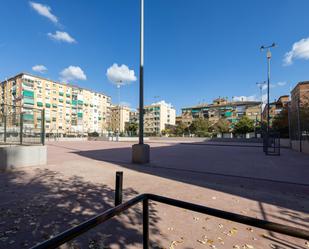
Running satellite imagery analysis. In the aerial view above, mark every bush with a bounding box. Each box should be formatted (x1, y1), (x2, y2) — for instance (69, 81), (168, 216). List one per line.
(88, 131), (99, 137)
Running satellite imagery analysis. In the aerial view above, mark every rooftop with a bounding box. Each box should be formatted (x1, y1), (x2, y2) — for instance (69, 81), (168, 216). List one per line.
(1, 72), (111, 98)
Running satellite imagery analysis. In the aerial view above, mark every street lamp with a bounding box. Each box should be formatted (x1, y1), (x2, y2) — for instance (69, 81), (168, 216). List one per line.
(256, 81), (266, 124)
(132, 0), (150, 163)
(260, 43), (276, 133)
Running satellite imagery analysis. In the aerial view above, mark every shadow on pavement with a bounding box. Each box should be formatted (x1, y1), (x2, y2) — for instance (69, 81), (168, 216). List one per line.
(0, 168), (163, 249)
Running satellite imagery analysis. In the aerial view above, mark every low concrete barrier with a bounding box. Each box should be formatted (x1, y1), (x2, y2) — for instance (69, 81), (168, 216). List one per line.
(47, 137), (88, 142)
(0, 145), (47, 171)
(291, 140), (309, 155)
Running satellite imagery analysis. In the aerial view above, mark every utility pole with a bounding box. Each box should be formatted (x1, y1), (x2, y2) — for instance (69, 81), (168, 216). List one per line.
(260, 43), (276, 134)
(132, 0), (150, 163)
(256, 81), (266, 125)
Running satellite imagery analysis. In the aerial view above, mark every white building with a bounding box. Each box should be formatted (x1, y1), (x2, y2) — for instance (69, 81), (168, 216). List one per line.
(144, 100), (176, 135)
(110, 105), (131, 133)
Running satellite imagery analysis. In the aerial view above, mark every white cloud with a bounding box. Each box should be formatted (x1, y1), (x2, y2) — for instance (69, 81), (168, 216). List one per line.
(262, 82), (287, 90)
(119, 101), (131, 107)
(277, 81), (287, 86)
(48, 31), (76, 43)
(29, 2), (58, 24)
(60, 66), (86, 82)
(283, 38), (309, 65)
(106, 63), (137, 85)
(233, 95), (258, 102)
(32, 64), (47, 73)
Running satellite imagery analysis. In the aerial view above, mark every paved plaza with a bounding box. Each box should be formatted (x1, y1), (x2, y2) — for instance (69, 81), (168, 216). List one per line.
(0, 140), (308, 248)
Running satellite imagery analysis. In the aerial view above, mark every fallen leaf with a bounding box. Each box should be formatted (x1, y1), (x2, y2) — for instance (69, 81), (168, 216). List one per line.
(243, 244), (254, 249)
(233, 245), (240, 249)
(229, 227), (238, 236)
(169, 239), (183, 249)
(246, 227), (254, 232)
(305, 241), (309, 248)
(207, 239), (214, 245)
(218, 224), (224, 229)
(197, 239), (207, 245)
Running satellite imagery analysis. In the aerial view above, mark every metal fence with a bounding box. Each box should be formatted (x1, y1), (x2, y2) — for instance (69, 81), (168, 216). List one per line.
(289, 103), (309, 141)
(31, 172), (309, 249)
(0, 104), (45, 145)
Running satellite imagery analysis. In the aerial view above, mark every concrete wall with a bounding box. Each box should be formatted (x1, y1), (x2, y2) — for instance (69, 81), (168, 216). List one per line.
(291, 140), (309, 154)
(280, 138), (291, 148)
(0, 145), (47, 171)
(47, 137), (88, 142)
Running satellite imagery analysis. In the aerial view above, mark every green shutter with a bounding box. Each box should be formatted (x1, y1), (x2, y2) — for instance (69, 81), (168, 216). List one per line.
(66, 100), (71, 104)
(77, 112), (83, 118)
(59, 99), (63, 103)
(59, 92), (64, 96)
(72, 100), (77, 105)
(77, 100), (83, 105)
(225, 111), (232, 117)
(52, 104), (57, 108)
(37, 102), (43, 107)
(46, 103), (51, 108)
(23, 90), (34, 98)
(23, 114), (34, 121)
(24, 97), (34, 105)
(66, 93), (70, 97)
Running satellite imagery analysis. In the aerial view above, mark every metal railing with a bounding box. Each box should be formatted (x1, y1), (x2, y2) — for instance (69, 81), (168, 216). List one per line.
(263, 132), (280, 156)
(0, 104), (45, 145)
(31, 172), (309, 249)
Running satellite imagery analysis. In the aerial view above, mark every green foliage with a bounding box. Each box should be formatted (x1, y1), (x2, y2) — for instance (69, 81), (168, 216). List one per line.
(189, 118), (211, 137)
(88, 131), (99, 137)
(125, 122), (138, 136)
(272, 108), (289, 138)
(233, 116), (254, 134)
(213, 119), (230, 134)
(174, 122), (187, 136)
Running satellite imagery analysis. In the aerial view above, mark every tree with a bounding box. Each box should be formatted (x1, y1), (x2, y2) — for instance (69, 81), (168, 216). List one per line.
(272, 108), (289, 138)
(189, 118), (211, 137)
(125, 122), (138, 136)
(213, 119), (230, 134)
(233, 116), (254, 134)
(174, 122), (187, 136)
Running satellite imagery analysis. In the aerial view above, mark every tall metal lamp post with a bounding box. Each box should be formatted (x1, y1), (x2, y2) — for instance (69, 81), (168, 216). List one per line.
(132, 0), (150, 163)
(256, 81), (266, 124)
(260, 43), (276, 133)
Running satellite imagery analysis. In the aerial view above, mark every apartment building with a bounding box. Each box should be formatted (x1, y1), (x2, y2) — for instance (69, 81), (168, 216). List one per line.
(110, 105), (131, 133)
(0, 73), (111, 135)
(262, 95), (289, 124)
(181, 97), (261, 126)
(144, 101), (176, 135)
(290, 81), (309, 109)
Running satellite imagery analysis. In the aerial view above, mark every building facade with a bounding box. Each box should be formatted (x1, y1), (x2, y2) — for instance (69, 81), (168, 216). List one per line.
(181, 97), (261, 127)
(110, 105), (131, 133)
(144, 101), (176, 135)
(262, 95), (289, 125)
(0, 73), (111, 136)
(290, 81), (309, 109)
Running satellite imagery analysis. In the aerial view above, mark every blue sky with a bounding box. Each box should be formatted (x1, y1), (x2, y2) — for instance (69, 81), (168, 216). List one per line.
(1, 0), (309, 114)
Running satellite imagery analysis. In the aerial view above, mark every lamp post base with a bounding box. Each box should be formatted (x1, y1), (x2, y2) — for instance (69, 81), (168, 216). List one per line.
(132, 143), (150, 164)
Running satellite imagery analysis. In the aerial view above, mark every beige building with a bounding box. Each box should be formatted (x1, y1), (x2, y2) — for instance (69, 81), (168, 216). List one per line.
(110, 105), (131, 133)
(144, 101), (176, 135)
(181, 97), (261, 128)
(0, 73), (111, 136)
(290, 81), (309, 109)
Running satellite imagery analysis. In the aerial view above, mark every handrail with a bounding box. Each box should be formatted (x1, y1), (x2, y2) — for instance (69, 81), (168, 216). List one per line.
(31, 193), (309, 249)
